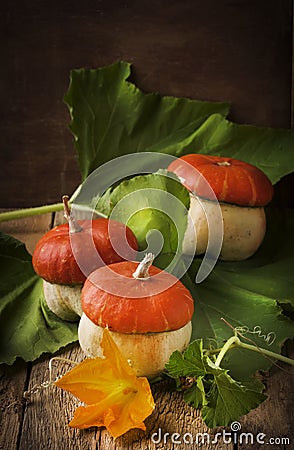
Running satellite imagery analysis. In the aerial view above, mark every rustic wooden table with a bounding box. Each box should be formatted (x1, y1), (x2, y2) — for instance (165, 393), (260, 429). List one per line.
(0, 214), (293, 450)
(1, 1), (293, 448)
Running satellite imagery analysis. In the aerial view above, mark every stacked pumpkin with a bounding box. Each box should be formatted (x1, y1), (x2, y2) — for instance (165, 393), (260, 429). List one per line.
(168, 154), (274, 260)
(79, 252), (194, 378)
(32, 196), (138, 321)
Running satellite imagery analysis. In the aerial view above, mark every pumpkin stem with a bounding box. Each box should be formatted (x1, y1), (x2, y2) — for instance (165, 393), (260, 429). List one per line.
(62, 195), (83, 234)
(216, 161), (231, 167)
(132, 253), (155, 280)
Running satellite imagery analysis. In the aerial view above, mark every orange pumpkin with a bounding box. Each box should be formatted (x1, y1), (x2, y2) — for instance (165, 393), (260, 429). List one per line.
(33, 217), (138, 285)
(78, 253), (194, 378)
(82, 259), (194, 334)
(32, 196), (138, 321)
(168, 154), (274, 261)
(167, 154), (273, 207)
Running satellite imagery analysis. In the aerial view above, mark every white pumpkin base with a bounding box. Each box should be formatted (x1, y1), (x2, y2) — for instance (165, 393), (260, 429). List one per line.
(43, 280), (83, 321)
(183, 195), (266, 261)
(78, 313), (192, 379)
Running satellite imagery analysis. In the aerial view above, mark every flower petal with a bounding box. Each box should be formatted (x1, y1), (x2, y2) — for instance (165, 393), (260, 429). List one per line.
(55, 328), (155, 438)
(55, 357), (118, 404)
(68, 377), (154, 438)
(101, 328), (138, 380)
(108, 377), (155, 438)
(55, 329), (137, 404)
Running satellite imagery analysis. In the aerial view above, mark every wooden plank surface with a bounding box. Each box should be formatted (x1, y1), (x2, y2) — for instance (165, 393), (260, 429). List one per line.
(0, 360), (28, 450)
(0, 216), (293, 450)
(0, 213), (52, 255)
(238, 341), (294, 450)
(19, 345), (234, 450)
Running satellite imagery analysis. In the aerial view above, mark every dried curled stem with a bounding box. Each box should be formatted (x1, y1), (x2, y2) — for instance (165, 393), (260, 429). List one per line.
(62, 195), (83, 233)
(132, 253), (155, 280)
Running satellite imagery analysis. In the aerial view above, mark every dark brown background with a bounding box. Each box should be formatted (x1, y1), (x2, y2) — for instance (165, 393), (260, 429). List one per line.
(0, 0), (293, 208)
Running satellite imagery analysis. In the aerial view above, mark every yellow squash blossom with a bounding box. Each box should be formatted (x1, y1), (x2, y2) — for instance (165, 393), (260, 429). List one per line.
(55, 328), (155, 438)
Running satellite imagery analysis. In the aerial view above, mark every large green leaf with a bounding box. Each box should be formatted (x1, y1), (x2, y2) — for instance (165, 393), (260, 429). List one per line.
(183, 209), (294, 385)
(64, 61), (229, 180)
(0, 232), (78, 365)
(176, 113), (294, 184)
(64, 61), (294, 185)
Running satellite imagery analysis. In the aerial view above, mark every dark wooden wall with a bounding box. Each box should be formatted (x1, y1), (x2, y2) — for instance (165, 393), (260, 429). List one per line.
(0, 0), (292, 208)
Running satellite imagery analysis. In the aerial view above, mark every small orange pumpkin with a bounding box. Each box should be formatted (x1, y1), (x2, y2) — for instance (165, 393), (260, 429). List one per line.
(33, 217), (138, 285)
(168, 154), (273, 207)
(168, 154), (274, 261)
(32, 196), (138, 321)
(82, 256), (194, 334)
(78, 253), (194, 378)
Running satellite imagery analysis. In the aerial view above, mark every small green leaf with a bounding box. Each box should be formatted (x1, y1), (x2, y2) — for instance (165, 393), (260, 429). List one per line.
(166, 337), (267, 427)
(184, 377), (207, 409)
(202, 371), (267, 428)
(0, 232), (78, 365)
(165, 340), (206, 378)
